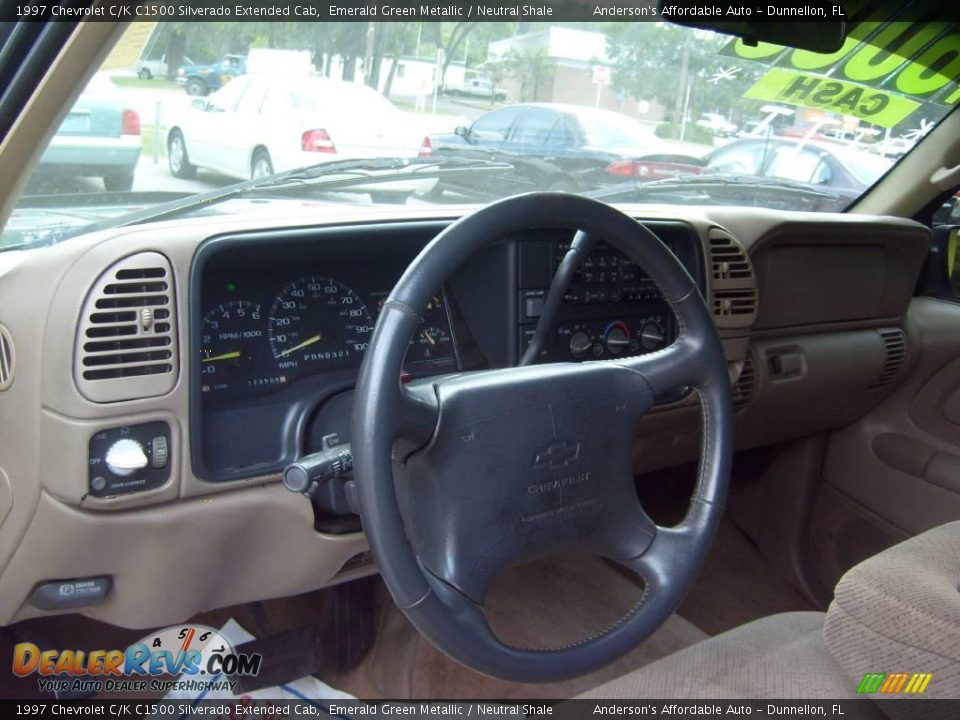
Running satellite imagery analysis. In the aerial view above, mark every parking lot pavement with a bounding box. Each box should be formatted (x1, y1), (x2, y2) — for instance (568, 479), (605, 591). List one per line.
(394, 93), (496, 122)
(134, 155), (234, 194)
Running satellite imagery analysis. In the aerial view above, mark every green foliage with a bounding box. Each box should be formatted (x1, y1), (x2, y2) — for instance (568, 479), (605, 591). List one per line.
(494, 48), (548, 102)
(654, 122), (714, 144)
(606, 24), (766, 125)
(153, 22), (515, 93)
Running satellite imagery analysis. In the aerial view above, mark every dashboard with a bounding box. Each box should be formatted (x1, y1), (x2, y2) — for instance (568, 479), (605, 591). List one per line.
(191, 221), (704, 482)
(0, 201), (932, 629)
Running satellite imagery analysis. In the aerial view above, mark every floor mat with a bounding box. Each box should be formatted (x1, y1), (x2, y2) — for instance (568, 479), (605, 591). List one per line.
(636, 464), (818, 636)
(677, 519), (817, 636)
(365, 553), (708, 699)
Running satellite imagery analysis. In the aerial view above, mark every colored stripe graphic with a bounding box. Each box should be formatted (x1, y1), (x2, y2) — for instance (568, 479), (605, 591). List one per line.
(857, 672), (932, 694)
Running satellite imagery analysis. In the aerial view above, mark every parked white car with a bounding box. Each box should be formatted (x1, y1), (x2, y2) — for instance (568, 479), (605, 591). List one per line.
(166, 74), (426, 181)
(444, 78), (507, 102)
(870, 136), (915, 158)
(136, 54), (193, 80)
(696, 112), (738, 137)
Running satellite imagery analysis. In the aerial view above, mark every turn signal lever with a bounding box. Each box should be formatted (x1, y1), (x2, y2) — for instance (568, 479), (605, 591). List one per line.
(283, 444), (358, 516)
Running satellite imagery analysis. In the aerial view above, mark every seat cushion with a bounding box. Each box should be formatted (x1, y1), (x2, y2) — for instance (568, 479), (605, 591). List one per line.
(824, 520), (960, 700)
(578, 611), (879, 705)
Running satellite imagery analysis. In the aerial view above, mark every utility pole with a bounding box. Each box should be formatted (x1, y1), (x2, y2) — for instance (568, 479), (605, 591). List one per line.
(672, 32), (692, 139)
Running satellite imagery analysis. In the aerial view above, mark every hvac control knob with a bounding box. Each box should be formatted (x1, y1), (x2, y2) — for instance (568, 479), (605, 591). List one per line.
(569, 331), (592, 360)
(640, 321), (665, 351)
(604, 322), (632, 356)
(104, 438), (148, 477)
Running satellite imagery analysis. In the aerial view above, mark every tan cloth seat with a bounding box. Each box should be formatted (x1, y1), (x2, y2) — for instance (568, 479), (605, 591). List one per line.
(578, 612), (877, 703)
(576, 521), (960, 710)
(824, 520), (960, 700)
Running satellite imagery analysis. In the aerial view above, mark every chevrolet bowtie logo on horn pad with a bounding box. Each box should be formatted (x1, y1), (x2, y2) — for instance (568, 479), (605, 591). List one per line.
(533, 440), (581, 470)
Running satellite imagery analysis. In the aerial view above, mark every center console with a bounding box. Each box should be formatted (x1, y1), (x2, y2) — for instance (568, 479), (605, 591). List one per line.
(515, 222), (704, 365)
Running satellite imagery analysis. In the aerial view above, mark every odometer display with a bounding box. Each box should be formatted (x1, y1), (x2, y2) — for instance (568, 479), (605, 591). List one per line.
(268, 276), (373, 375)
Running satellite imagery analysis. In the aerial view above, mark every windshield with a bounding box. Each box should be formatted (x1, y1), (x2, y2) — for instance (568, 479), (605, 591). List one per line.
(4, 15), (958, 250)
(576, 109), (659, 148)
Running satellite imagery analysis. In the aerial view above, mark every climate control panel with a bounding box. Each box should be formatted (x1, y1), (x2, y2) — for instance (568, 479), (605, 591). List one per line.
(558, 314), (670, 362)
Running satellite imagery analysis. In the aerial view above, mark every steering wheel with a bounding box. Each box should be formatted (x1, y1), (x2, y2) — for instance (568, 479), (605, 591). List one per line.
(352, 193), (732, 682)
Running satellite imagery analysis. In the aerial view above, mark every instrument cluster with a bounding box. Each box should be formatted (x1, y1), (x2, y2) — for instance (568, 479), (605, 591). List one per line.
(199, 267), (457, 403)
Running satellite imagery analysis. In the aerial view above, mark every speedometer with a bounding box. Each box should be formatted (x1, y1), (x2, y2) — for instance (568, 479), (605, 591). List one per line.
(268, 276), (373, 373)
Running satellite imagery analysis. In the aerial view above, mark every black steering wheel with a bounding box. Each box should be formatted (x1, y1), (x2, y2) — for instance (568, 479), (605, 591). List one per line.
(352, 193), (732, 682)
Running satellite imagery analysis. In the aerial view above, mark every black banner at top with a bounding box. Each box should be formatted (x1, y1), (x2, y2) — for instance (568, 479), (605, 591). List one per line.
(6, 0), (960, 23)
(0, 699), (958, 717)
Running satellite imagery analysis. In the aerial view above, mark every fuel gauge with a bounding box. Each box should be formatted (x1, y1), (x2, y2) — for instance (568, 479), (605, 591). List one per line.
(417, 326), (451, 358)
(404, 325), (456, 374)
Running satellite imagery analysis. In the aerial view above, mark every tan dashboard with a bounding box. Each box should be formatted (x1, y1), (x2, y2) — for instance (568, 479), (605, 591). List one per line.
(0, 204), (930, 627)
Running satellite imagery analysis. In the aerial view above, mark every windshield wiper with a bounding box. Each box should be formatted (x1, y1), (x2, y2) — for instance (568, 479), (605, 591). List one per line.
(585, 174), (845, 203)
(247, 156), (507, 189)
(128, 157), (513, 226)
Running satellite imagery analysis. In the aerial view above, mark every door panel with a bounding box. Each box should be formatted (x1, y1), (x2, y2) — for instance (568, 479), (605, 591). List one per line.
(815, 296), (960, 586)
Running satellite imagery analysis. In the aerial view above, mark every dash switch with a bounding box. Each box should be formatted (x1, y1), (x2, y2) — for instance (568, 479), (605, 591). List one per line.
(151, 435), (169, 469)
(769, 352), (802, 377)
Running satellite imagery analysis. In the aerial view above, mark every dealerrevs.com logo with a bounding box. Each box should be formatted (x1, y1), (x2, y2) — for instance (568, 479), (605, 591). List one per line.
(12, 624), (262, 694)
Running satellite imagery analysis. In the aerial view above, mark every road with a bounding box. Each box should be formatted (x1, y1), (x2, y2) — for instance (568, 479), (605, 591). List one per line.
(133, 155), (234, 194)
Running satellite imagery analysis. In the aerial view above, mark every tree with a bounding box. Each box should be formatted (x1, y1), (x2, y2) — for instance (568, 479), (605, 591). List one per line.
(496, 49), (548, 102)
(365, 22), (422, 93)
(606, 24), (765, 130)
(427, 22), (478, 89)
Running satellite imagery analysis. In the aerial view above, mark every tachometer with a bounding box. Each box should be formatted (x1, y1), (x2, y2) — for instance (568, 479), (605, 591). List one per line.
(268, 276), (373, 373)
(200, 300), (265, 396)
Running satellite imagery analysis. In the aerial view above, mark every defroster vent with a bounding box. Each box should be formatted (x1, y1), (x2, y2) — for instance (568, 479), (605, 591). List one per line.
(75, 252), (178, 402)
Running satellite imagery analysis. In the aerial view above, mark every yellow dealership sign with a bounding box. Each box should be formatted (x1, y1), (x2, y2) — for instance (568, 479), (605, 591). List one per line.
(723, 21), (960, 125)
(743, 69), (920, 127)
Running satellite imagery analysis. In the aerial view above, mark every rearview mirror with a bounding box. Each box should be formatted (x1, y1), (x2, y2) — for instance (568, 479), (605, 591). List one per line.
(190, 98), (208, 111)
(454, 125), (470, 138)
(658, 3), (848, 53)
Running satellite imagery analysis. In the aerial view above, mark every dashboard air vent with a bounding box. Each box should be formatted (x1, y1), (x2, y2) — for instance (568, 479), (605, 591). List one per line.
(707, 228), (758, 329)
(713, 289), (758, 317)
(870, 328), (907, 389)
(0, 324), (14, 391)
(732, 351), (756, 412)
(75, 252), (178, 403)
(709, 232), (753, 281)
